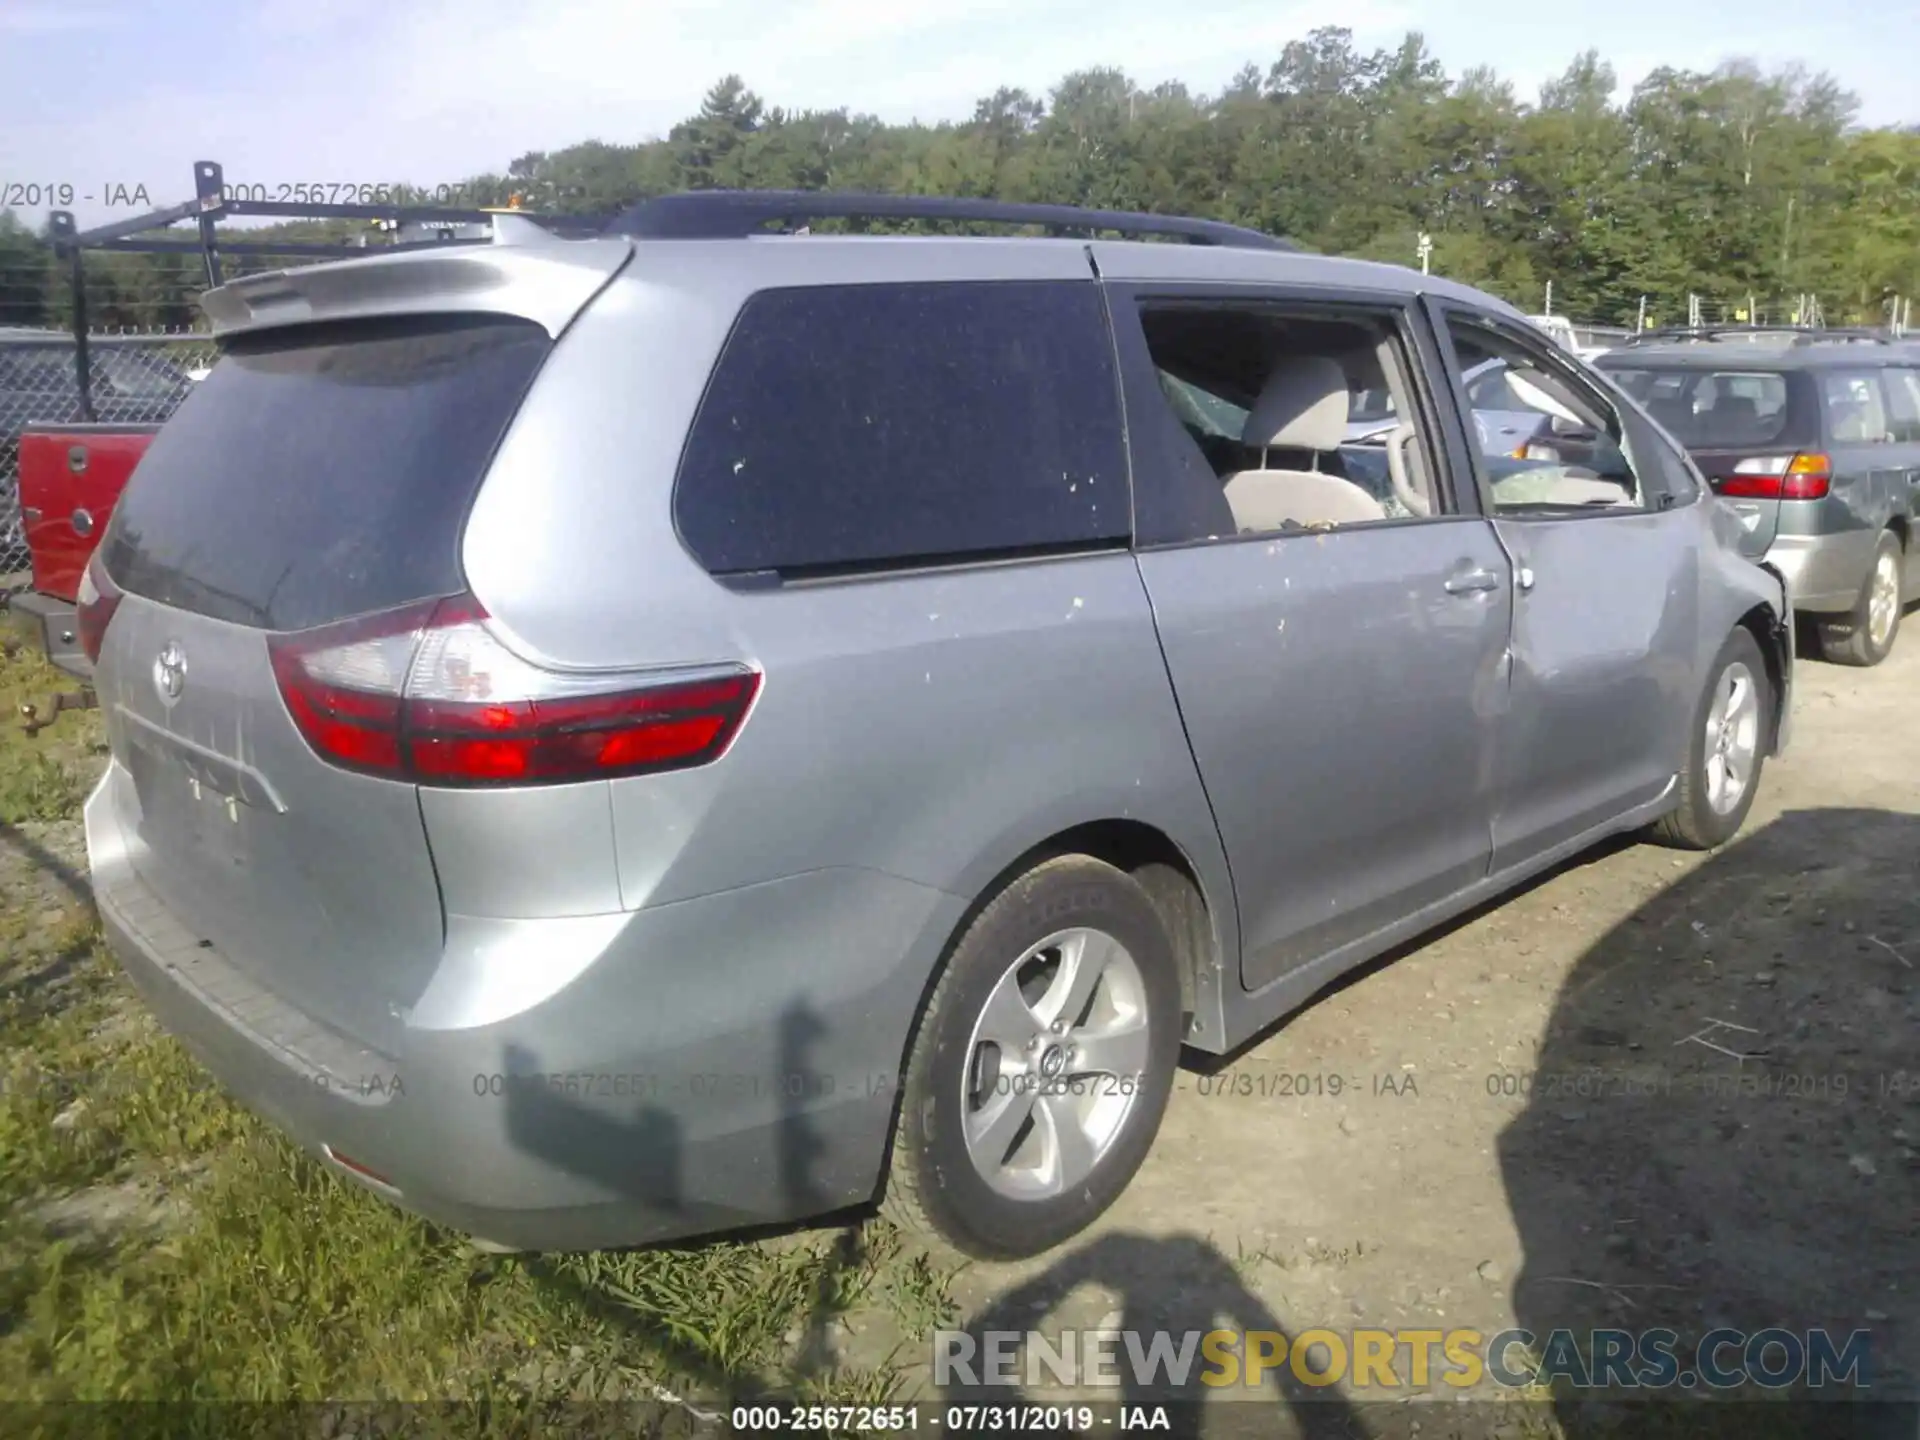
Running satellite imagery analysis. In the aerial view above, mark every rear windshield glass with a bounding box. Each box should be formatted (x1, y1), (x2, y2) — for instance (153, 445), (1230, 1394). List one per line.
(102, 314), (550, 631)
(1605, 366), (1792, 448)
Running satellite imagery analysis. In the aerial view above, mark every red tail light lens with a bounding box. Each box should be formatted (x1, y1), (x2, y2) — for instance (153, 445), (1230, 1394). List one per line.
(75, 553), (123, 665)
(1781, 453), (1832, 500)
(1720, 453), (1832, 501)
(267, 595), (760, 786)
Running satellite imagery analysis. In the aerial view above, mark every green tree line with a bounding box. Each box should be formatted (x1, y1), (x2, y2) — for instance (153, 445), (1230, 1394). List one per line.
(4, 30), (1917, 330)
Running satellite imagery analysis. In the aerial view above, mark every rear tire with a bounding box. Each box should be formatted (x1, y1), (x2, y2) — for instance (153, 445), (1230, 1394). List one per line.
(1653, 627), (1770, 851)
(881, 856), (1182, 1261)
(1816, 530), (1903, 667)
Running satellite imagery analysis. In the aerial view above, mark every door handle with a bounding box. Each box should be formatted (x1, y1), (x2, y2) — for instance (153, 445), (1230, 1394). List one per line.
(1444, 568), (1502, 595)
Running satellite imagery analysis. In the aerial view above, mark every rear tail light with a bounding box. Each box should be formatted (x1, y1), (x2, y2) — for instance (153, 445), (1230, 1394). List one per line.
(267, 594), (760, 786)
(1720, 453), (1832, 501)
(76, 552), (123, 665)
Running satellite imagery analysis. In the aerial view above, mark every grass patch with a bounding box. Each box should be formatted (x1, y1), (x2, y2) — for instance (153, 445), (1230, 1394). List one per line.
(0, 646), (949, 1404)
(0, 749), (85, 824)
(0, 646), (104, 825)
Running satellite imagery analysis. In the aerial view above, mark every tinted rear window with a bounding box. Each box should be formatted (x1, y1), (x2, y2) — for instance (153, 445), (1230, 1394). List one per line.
(102, 314), (550, 630)
(674, 281), (1127, 575)
(1605, 366), (1795, 448)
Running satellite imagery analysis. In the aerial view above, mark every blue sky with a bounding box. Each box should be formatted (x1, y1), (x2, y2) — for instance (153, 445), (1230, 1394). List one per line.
(1, 0), (1913, 227)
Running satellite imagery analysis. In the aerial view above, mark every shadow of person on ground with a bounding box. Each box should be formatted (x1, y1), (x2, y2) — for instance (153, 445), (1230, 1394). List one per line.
(0, 817), (91, 906)
(0, 817), (103, 1016)
(1499, 807), (1919, 1437)
(496, 997), (874, 1402)
(943, 1231), (1372, 1439)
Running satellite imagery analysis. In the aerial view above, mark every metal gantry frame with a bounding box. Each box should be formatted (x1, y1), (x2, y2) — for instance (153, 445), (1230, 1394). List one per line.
(46, 160), (610, 420)
(43, 163), (1301, 419)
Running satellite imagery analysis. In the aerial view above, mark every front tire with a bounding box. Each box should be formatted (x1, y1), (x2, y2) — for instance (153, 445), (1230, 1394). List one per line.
(1816, 529), (1903, 667)
(881, 855), (1182, 1260)
(1653, 627), (1770, 850)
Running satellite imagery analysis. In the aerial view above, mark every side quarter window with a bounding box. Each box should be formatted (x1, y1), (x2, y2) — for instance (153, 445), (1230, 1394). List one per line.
(675, 280), (1128, 577)
(1819, 370), (1891, 446)
(1883, 368), (1920, 444)
(1437, 312), (1665, 517)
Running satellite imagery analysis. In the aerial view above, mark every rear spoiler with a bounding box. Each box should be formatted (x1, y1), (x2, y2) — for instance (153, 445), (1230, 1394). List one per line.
(197, 238), (635, 340)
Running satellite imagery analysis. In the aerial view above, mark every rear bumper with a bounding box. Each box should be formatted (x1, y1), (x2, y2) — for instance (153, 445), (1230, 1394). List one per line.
(1766, 530), (1874, 613)
(87, 765), (960, 1251)
(4, 587), (90, 679)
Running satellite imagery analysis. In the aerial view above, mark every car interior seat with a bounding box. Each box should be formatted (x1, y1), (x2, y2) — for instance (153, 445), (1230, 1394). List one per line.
(1222, 356), (1387, 531)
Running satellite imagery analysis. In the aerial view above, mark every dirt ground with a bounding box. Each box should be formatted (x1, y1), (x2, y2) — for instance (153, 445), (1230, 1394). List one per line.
(902, 638), (1920, 1429)
(7, 630), (1914, 1433)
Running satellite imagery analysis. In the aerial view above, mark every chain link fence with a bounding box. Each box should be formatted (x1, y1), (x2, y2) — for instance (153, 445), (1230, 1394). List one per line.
(2, 331), (220, 581)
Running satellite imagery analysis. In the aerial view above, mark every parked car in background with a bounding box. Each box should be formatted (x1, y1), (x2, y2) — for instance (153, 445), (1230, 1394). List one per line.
(8, 422), (165, 676)
(84, 194), (1790, 1263)
(1597, 334), (1920, 665)
(3, 332), (192, 570)
(3, 330), (190, 677)
(1526, 313), (1618, 361)
(1346, 356), (1609, 477)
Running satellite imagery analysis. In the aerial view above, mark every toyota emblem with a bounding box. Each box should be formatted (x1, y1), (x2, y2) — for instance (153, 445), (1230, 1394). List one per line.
(154, 640), (188, 705)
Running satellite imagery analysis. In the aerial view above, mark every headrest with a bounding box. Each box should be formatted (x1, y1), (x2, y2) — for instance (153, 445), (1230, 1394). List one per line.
(1242, 355), (1349, 452)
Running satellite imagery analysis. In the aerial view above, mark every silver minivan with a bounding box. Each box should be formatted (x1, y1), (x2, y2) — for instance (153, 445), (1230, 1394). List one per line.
(82, 193), (1793, 1260)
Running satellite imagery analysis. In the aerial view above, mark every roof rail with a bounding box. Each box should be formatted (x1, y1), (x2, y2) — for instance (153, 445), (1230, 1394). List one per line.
(1620, 323), (1893, 349)
(605, 189), (1298, 251)
(1787, 326), (1893, 346)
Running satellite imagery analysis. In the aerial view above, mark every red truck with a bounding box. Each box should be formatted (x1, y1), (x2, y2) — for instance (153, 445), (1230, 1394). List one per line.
(6, 423), (160, 681)
(5, 159), (597, 728)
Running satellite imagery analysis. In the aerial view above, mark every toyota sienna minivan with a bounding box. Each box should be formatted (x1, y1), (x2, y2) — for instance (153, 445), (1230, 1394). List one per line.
(83, 192), (1793, 1259)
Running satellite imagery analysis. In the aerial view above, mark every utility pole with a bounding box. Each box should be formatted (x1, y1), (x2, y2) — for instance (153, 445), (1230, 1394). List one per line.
(1544, 280), (1554, 316)
(1780, 196), (1794, 287)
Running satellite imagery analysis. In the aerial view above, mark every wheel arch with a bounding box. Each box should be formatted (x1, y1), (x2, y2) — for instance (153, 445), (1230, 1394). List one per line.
(900, 812), (1236, 1083)
(1748, 564), (1795, 755)
(872, 812), (1235, 1221)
